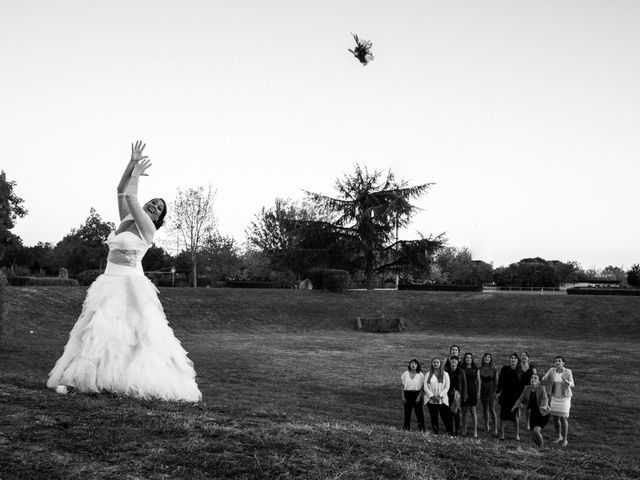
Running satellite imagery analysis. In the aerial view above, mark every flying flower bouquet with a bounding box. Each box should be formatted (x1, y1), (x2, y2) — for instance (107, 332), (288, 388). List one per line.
(349, 33), (374, 66)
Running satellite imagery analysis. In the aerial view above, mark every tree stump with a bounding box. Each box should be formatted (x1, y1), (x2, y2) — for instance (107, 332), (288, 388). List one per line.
(356, 316), (407, 332)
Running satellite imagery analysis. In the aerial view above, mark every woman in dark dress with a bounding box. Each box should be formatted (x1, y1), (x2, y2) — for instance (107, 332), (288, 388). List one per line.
(496, 353), (524, 441)
(479, 353), (499, 436)
(519, 351), (537, 429)
(444, 355), (467, 435)
(511, 373), (550, 449)
(461, 352), (480, 438)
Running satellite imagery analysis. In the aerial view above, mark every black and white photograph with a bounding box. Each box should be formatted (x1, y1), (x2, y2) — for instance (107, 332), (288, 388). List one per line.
(1, 1), (639, 478)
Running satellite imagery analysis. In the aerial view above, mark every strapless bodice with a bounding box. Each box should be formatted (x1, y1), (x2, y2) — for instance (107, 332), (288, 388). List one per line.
(106, 230), (149, 268)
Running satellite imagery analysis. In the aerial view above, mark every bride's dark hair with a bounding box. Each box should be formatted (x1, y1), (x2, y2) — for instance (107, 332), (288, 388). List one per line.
(153, 199), (168, 230)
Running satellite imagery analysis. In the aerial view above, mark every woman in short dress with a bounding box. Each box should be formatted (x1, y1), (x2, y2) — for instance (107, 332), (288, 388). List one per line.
(400, 359), (425, 432)
(479, 353), (499, 436)
(444, 355), (467, 436)
(519, 351), (537, 429)
(542, 356), (575, 447)
(496, 353), (524, 441)
(461, 352), (480, 438)
(47, 141), (201, 402)
(511, 372), (550, 449)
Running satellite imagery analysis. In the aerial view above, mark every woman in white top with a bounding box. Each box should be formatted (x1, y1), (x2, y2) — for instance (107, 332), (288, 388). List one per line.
(47, 141), (201, 402)
(541, 356), (574, 447)
(423, 358), (453, 435)
(400, 359), (425, 432)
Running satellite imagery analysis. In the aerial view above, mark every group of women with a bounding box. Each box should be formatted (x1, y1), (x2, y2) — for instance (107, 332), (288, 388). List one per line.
(401, 346), (575, 449)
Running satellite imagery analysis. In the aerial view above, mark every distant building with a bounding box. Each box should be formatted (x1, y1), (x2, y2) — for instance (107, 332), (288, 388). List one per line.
(561, 277), (621, 290)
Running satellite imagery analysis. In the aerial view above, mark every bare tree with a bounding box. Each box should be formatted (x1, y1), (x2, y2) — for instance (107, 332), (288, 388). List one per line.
(168, 185), (216, 287)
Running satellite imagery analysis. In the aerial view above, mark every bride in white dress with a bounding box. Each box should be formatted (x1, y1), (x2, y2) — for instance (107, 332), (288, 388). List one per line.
(47, 141), (202, 402)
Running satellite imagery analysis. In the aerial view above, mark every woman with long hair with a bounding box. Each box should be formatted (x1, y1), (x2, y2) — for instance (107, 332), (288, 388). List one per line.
(444, 355), (467, 436)
(423, 358), (453, 435)
(47, 141), (201, 402)
(461, 352), (480, 438)
(496, 353), (523, 441)
(400, 359), (425, 432)
(542, 356), (575, 447)
(519, 351), (537, 429)
(479, 352), (499, 436)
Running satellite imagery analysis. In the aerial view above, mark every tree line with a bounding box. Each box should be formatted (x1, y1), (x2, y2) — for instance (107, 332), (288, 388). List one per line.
(2, 168), (639, 290)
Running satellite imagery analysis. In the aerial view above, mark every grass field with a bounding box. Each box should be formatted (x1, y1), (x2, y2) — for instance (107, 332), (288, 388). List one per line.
(2, 287), (640, 479)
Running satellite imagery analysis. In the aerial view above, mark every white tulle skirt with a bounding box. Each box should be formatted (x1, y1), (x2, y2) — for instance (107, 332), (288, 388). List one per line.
(47, 262), (202, 402)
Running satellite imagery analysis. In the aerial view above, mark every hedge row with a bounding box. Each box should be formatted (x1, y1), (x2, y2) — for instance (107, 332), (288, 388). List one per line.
(225, 280), (277, 289)
(566, 287), (640, 296)
(77, 270), (102, 286)
(399, 283), (483, 292)
(8, 276), (80, 286)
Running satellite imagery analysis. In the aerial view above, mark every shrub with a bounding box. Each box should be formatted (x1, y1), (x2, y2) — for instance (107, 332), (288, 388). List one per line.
(77, 270), (102, 286)
(8, 276), (80, 286)
(269, 270), (298, 289)
(306, 269), (326, 290)
(322, 269), (350, 293)
(307, 268), (351, 293)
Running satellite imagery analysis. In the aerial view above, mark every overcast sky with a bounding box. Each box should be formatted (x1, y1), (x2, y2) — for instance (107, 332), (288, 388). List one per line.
(2, 0), (639, 270)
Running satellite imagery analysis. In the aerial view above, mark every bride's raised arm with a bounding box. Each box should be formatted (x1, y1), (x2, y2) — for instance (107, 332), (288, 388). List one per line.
(124, 159), (157, 244)
(117, 141), (148, 221)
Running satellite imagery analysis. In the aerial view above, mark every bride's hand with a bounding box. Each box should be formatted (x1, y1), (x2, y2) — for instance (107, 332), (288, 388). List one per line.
(131, 140), (148, 162)
(132, 158), (151, 177)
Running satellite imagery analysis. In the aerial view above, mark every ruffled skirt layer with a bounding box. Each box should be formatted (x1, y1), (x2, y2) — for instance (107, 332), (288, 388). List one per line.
(47, 263), (202, 402)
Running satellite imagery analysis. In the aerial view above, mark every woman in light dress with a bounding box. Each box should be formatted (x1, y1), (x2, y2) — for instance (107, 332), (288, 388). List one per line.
(542, 356), (575, 447)
(423, 358), (453, 435)
(400, 359), (425, 432)
(47, 141), (201, 402)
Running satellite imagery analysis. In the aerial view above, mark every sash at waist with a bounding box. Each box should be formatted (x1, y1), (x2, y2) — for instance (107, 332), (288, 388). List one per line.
(108, 249), (145, 267)
(106, 249), (145, 276)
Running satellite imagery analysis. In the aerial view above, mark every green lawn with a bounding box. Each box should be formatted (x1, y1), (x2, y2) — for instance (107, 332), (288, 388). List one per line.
(1, 287), (639, 479)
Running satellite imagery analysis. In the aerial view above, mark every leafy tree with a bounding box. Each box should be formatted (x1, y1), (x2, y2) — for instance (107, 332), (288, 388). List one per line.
(237, 248), (271, 281)
(49, 209), (115, 275)
(142, 244), (173, 272)
(0, 171), (27, 262)
(247, 198), (344, 278)
(428, 247), (493, 286)
(471, 260), (494, 286)
(168, 186), (216, 287)
(305, 165), (444, 289)
(549, 260), (580, 284)
(627, 264), (640, 287)
(601, 265), (626, 282)
(1, 242), (55, 275)
(493, 257), (577, 288)
(198, 232), (243, 280)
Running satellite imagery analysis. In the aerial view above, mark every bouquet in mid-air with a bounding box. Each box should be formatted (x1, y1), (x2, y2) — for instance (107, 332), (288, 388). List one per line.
(349, 33), (374, 66)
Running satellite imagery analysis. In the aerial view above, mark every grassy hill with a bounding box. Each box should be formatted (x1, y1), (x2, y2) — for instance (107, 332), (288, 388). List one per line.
(2, 287), (639, 479)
